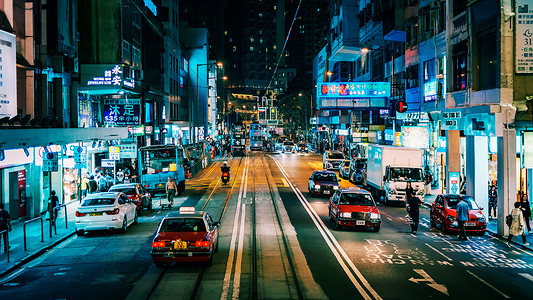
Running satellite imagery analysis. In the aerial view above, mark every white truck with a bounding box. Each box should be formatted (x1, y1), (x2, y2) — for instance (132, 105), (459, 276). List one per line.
(366, 145), (425, 205)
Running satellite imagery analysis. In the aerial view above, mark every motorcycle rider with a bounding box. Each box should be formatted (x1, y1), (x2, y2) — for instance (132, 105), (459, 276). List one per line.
(221, 161), (231, 183)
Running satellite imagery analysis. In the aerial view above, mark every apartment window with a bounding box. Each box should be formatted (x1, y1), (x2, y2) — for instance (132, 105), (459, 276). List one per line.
(122, 40), (131, 63)
(476, 32), (498, 90)
(132, 46), (141, 69)
(453, 0), (467, 17)
(406, 64), (419, 89)
(452, 42), (467, 91)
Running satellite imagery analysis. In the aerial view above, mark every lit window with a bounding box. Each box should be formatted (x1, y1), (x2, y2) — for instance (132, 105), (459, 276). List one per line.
(250, 46), (254, 51)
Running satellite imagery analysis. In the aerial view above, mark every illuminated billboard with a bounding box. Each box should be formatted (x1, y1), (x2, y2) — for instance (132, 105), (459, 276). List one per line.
(0, 30), (17, 118)
(317, 82), (390, 98)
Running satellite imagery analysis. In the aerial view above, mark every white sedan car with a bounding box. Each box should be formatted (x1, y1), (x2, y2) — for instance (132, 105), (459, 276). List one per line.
(75, 192), (138, 235)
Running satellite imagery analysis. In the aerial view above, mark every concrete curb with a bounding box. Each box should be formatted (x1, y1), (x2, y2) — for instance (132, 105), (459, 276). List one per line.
(0, 230), (76, 278)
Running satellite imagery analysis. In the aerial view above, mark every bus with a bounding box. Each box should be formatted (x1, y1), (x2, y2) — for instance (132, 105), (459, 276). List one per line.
(249, 123), (263, 151)
(231, 125), (246, 156)
(138, 145), (186, 196)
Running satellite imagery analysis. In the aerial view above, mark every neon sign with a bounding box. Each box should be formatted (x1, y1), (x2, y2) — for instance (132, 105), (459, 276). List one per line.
(318, 82), (390, 98)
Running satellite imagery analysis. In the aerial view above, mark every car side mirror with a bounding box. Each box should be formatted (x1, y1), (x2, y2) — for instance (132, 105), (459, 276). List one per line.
(213, 222), (220, 227)
(480, 207), (484, 211)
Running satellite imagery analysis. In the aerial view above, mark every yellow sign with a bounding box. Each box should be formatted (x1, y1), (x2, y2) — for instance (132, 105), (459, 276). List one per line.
(109, 146), (120, 153)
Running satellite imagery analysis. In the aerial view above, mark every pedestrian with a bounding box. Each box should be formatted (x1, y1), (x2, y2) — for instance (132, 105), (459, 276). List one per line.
(456, 196), (470, 241)
(80, 174), (89, 198)
(98, 175), (108, 192)
(88, 175), (98, 194)
(507, 202), (530, 247)
(116, 169), (124, 183)
(166, 177), (178, 206)
(49, 190), (59, 222)
(0, 203), (12, 252)
(488, 185), (497, 219)
(520, 194), (531, 234)
(424, 170), (433, 195)
(406, 192), (422, 234)
(405, 181), (415, 217)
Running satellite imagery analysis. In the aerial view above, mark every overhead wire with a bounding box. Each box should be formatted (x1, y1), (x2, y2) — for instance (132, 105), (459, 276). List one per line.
(266, 0), (303, 93)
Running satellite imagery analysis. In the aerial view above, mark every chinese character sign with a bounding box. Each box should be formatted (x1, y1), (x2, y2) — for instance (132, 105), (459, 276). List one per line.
(516, 0), (533, 73)
(318, 82), (391, 98)
(104, 104), (141, 126)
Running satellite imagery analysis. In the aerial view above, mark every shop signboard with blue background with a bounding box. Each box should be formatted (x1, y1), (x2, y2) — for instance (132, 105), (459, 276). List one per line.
(103, 99), (141, 126)
(449, 172), (460, 194)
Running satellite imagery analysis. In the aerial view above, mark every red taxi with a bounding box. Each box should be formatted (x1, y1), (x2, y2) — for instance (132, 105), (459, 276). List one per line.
(109, 183), (152, 215)
(429, 194), (487, 234)
(328, 188), (381, 231)
(151, 207), (219, 266)
(308, 170), (340, 196)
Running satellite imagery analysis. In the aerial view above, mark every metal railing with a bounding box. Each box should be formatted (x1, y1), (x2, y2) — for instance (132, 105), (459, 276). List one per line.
(23, 217), (44, 251)
(54, 204), (68, 230)
(0, 229), (8, 262)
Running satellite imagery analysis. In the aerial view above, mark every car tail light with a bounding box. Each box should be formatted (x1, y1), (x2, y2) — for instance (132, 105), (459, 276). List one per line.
(105, 208), (120, 215)
(195, 240), (210, 248)
(75, 211), (87, 217)
(152, 241), (166, 248)
(145, 185), (149, 188)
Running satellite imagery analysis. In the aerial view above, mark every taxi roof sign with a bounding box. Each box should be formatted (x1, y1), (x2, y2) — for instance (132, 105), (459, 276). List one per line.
(179, 207), (196, 214)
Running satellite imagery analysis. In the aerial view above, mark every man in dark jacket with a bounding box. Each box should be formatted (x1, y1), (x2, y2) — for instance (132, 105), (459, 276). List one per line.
(88, 176), (98, 194)
(0, 203), (11, 252)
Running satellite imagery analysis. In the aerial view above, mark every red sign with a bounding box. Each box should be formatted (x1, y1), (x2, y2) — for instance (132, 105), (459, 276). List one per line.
(18, 170), (26, 217)
(395, 100), (408, 113)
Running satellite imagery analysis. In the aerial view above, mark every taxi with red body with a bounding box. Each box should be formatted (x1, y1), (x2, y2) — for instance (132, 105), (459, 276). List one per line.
(308, 170), (340, 196)
(328, 188), (381, 231)
(151, 207), (219, 266)
(108, 183), (152, 214)
(429, 194), (487, 234)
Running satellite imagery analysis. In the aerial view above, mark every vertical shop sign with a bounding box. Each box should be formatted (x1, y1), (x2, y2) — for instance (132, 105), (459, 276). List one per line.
(516, 0), (533, 73)
(0, 30), (17, 117)
(18, 170), (26, 217)
(522, 131), (533, 168)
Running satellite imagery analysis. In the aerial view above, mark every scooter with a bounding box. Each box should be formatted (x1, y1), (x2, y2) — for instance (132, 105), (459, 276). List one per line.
(222, 172), (230, 185)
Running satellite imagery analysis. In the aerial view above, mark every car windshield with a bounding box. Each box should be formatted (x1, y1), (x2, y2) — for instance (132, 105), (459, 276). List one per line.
(446, 196), (479, 210)
(355, 161), (366, 169)
(313, 173), (337, 182)
(389, 167), (423, 181)
(109, 187), (137, 195)
(343, 161), (350, 167)
(298, 143), (306, 147)
(81, 198), (115, 206)
(339, 193), (374, 206)
(328, 152), (345, 160)
(160, 218), (206, 232)
(284, 142), (294, 146)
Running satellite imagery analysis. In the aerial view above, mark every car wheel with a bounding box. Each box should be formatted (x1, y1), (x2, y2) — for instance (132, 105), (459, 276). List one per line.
(429, 214), (436, 228)
(133, 211), (138, 224)
(329, 209), (334, 222)
(121, 217), (128, 233)
(138, 206), (143, 216)
(206, 255), (213, 267)
(76, 229), (85, 236)
(335, 217), (342, 230)
(375, 226), (381, 232)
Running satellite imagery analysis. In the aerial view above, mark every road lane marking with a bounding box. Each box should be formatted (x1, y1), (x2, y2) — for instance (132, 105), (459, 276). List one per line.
(271, 156), (381, 300)
(409, 269), (448, 296)
(281, 178), (289, 187)
(232, 203), (247, 300)
(221, 161), (248, 300)
(425, 243), (453, 261)
(243, 157), (249, 198)
(519, 273), (533, 282)
(466, 270), (510, 298)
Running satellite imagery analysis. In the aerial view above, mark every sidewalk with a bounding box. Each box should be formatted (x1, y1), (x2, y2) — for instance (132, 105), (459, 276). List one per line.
(423, 191), (533, 251)
(0, 200), (78, 278)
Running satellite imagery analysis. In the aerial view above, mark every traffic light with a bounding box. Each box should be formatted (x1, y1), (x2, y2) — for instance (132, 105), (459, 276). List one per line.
(395, 100), (408, 113)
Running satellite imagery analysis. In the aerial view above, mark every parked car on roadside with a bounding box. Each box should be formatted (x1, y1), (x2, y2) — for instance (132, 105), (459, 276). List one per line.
(297, 142), (309, 153)
(339, 160), (351, 179)
(308, 170), (340, 196)
(328, 188), (381, 231)
(151, 207), (220, 267)
(429, 194), (487, 235)
(109, 183), (152, 214)
(75, 192), (137, 236)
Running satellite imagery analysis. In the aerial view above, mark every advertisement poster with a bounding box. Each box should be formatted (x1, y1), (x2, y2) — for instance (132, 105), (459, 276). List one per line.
(516, 0), (533, 73)
(401, 126), (430, 149)
(0, 30), (17, 117)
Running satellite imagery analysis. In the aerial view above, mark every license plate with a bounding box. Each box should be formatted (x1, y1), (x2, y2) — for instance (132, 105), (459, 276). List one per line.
(324, 190), (330, 194)
(89, 212), (103, 216)
(465, 222), (476, 226)
(174, 241), (187, 250)
(356, 220), (365, 225)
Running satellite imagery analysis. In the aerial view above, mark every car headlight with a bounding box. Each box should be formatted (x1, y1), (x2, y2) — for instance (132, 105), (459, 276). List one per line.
(370, 213), (380, 219)
(478, 217), (486, 223)
(340, 212), (351, 218)
(314, 184), (321, 190)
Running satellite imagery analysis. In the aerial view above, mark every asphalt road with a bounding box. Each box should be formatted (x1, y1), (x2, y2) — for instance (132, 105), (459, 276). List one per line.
(0, 151), (532, 299)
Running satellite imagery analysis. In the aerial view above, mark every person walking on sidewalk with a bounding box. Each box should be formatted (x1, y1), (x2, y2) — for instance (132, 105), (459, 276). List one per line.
(488, 185), (498, 219)
(0, 203), (12, 252)
(405, 181), (415, 217)
(49, 190), (59, 223)
(166, 177), (178, 206)
(507, 202), (530, 247)
(520, 194), (531, 234)
(88, 176), (97, 194)
(406, 193), (422, 235)
(456, 197), (470, 241)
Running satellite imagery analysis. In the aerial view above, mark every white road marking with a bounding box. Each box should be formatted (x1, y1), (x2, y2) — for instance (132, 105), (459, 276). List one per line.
(466, 270), (510, 298)
(271, 156), (381, 300)
(387, 217), (393, 221)
(425, 243), (453, 261)
(409, 269), (449, 295)
(519, 273), (533, 282)
(232, 203), (247, 300)
(221, 162), (248, 300)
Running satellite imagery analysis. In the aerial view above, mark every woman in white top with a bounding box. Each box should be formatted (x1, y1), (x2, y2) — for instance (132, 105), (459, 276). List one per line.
(507, 202), (529, 247)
